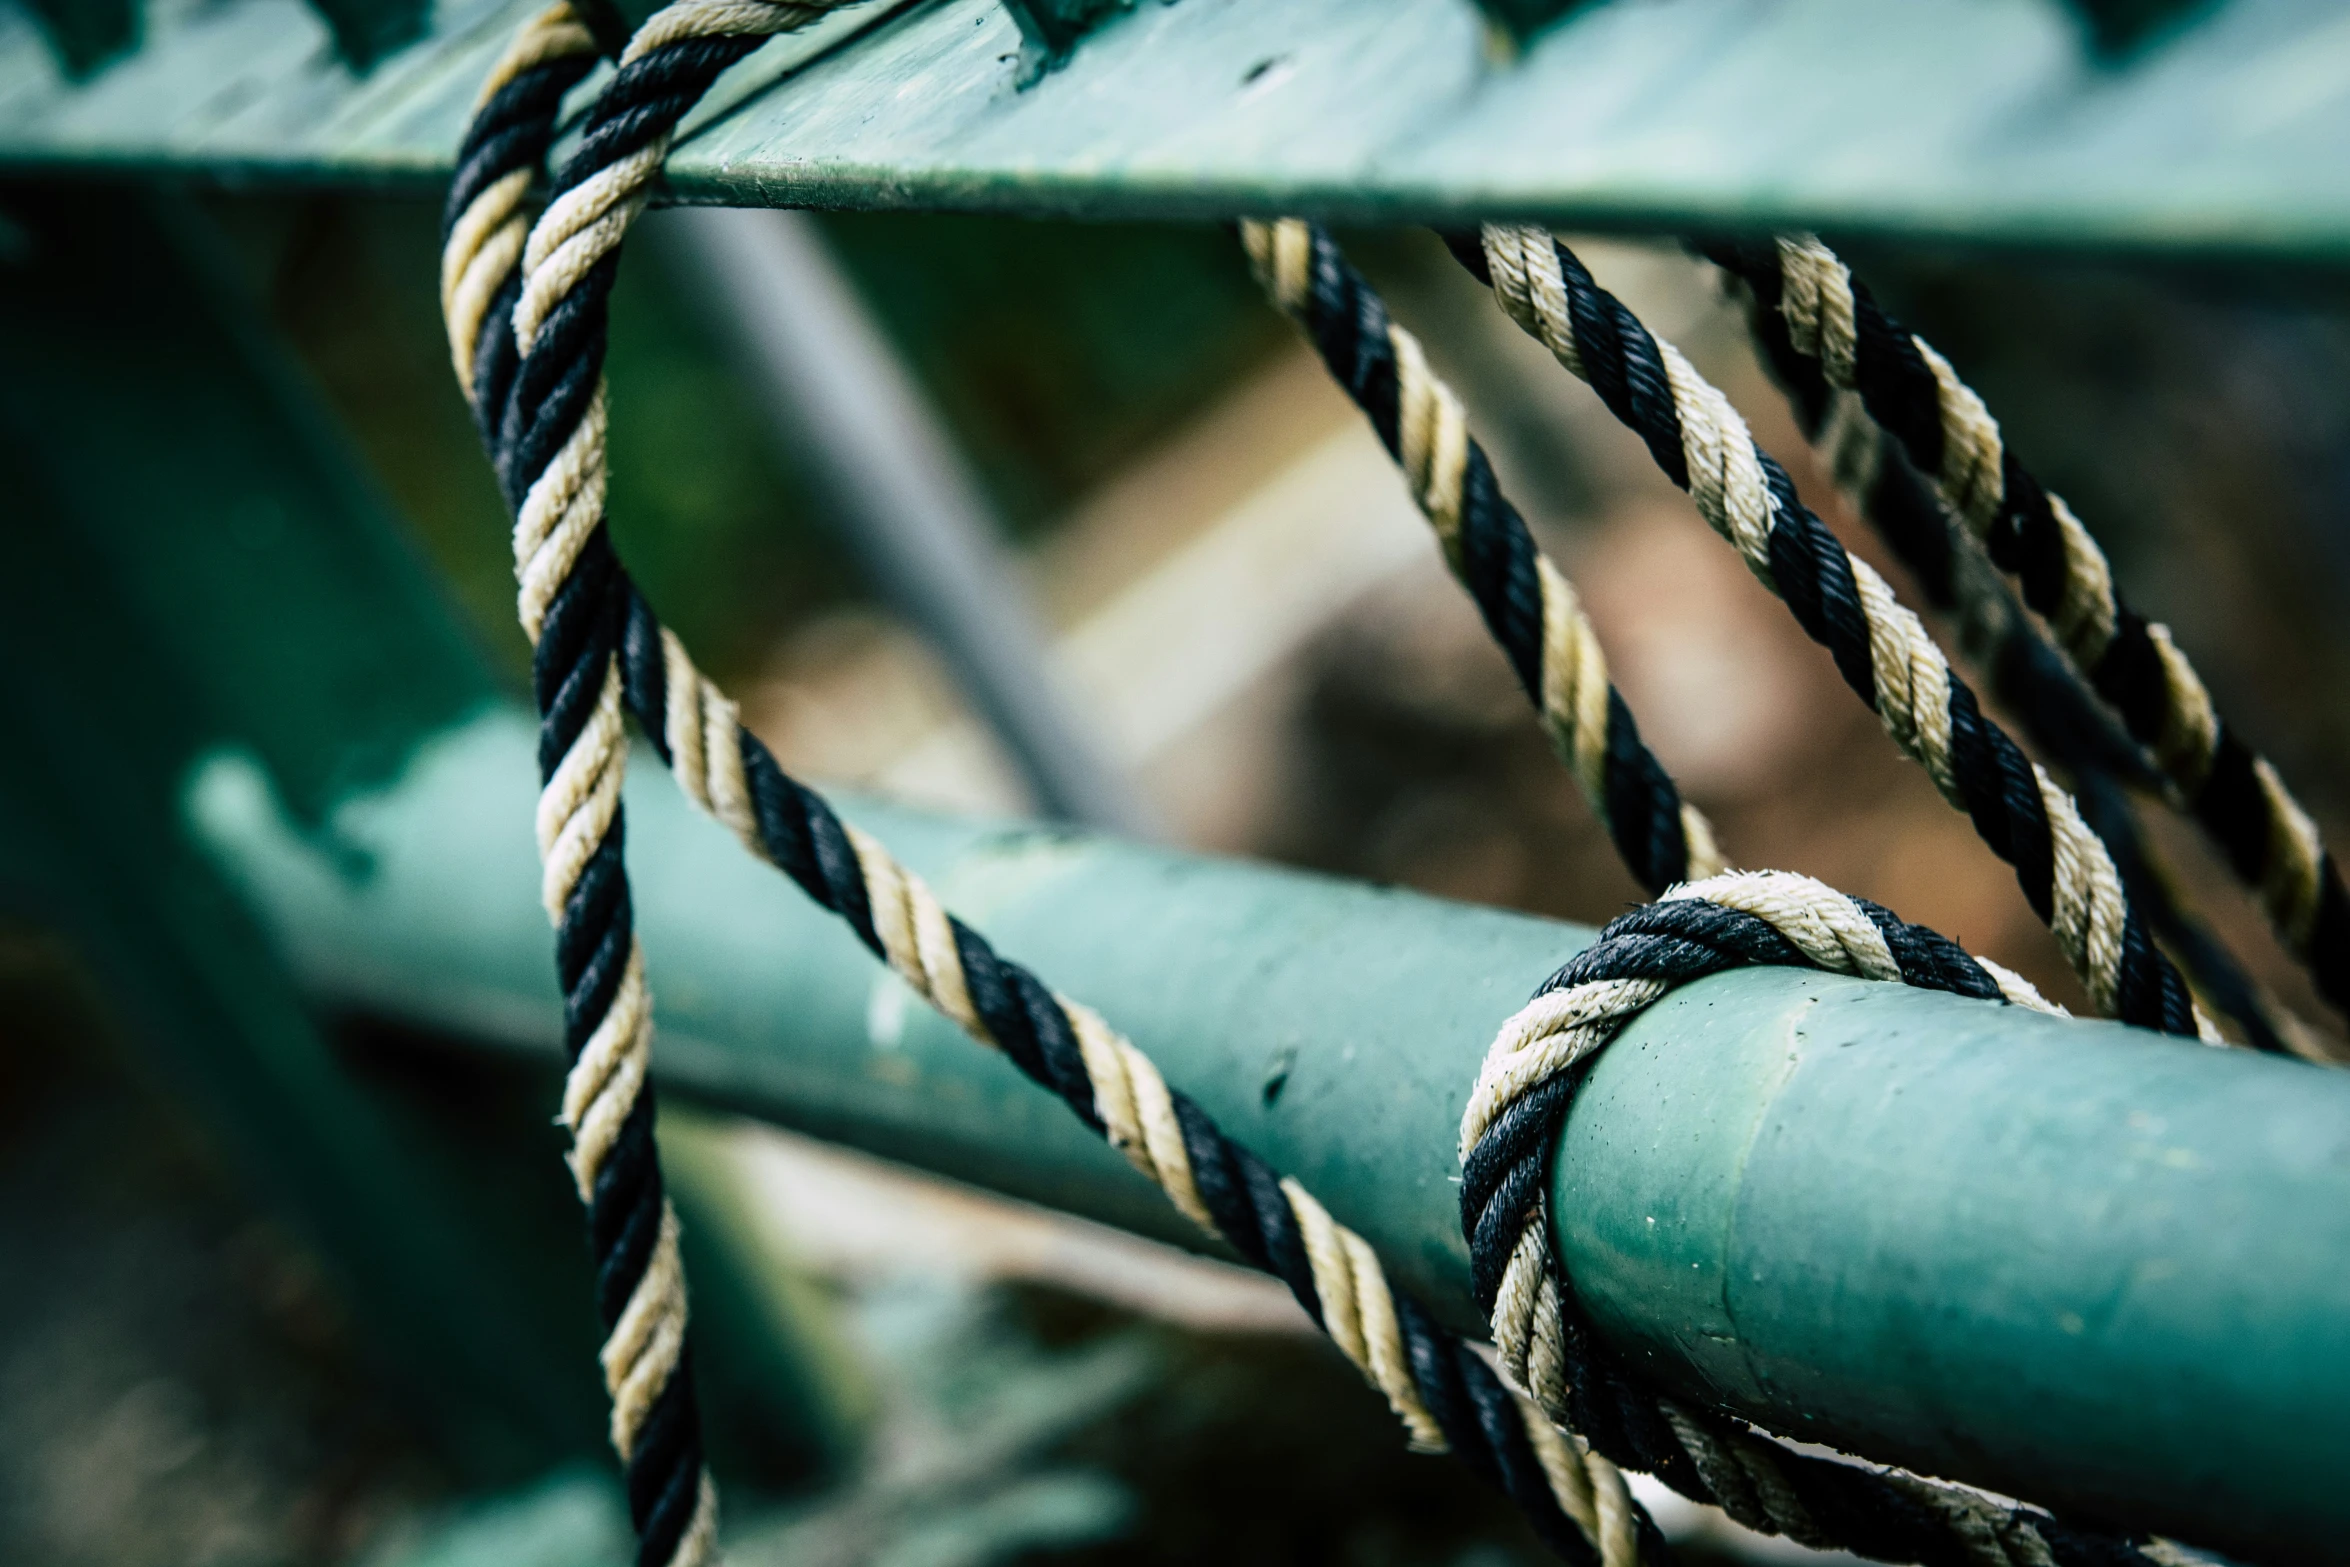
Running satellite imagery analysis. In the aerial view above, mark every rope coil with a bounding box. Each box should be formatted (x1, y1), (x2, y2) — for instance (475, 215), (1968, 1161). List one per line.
(1455, 871), (2188, 1567)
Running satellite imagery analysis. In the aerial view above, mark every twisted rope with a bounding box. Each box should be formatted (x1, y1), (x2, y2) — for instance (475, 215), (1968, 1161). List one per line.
(444, 8), (1664, 1563)
(444, 11), (724, 1567)
(1387, 219), (2212, 1041)
(1460, 869), (2175, 1567)
(1237, 220), (1722, 898)
(441, 2), (598, 394)
(1702, 235), (2349, 1025)
(1246, 214), (2201, 1562)
(443, 24), (2215, 1561)
(1796, 364), (2304, 1056)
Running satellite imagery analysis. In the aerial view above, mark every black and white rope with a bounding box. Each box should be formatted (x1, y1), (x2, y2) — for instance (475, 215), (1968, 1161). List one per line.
(444, 8), (1671, 1564)
(445, 10), (725, 1566)
(1742, 314), (2305, 1057)
(1241, 209), (2205, 1553)
(1460, 870), (2179, 1567)
(1701, 234), (2350, 1023)
(1384, 219), (2213, 1041)
(1237, 220), (1720, 898)
(440, 1), (598, 395)
(443, 20), (2220, 1561)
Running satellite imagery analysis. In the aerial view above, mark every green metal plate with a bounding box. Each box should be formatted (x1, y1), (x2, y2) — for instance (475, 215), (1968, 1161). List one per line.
(4, 0), (2350, 258)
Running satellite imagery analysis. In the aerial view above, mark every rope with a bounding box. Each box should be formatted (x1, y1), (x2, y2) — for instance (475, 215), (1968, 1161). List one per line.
(443, 8), (1666, 1563)
(437, 23), (2225, 1563)
(1250, 214), (2199, 1559)
(1460, 869), (2171, 1567)
(1703, 238), (2350, 1034)
(1236, 219), (1722, 898)
(1801, 367), (2304, 1057)
(1246, 229), (2238, 1551)
(1367, 219), (2215, 1041)
(443, 11), (725, 1567)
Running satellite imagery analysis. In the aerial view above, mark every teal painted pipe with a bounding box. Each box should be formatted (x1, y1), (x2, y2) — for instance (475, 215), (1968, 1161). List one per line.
(1560, 970), (2350, 1562)
(190, 709), (2350, 1561)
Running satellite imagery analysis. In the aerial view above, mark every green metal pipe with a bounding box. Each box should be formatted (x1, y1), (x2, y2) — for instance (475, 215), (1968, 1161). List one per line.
(190, 709), (2350, 1562)
(1559, 969), (2350, 1562)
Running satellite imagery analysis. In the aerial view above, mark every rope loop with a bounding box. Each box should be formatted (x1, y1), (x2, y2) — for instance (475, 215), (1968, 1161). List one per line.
(1453, 872), (2196, 1567)
(447, 8), (1662, 1565)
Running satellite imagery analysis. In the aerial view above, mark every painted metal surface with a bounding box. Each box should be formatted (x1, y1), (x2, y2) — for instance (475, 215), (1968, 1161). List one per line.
(194, 705), (2350, 1557)
(1561, 966), (2350, 1563)
(6, 0), (2350, 257)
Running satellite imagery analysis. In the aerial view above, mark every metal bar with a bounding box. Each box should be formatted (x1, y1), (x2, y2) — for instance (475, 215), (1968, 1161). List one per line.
(1558, 967), (2347, 1565)
(653, 205), (1151, 836)
(192, 704), (2350, 1563)
(7, 0), (2350, 262)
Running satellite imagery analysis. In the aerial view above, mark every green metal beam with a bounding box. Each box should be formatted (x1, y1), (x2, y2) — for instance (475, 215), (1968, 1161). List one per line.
(1560, 969), (2350, 1564)
(6, 0), (2350, 259)
(193, 706), (2350, 1563)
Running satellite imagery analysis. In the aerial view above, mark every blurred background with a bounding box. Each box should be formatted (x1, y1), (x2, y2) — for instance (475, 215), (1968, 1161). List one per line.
(5, 171), (2349, 1565)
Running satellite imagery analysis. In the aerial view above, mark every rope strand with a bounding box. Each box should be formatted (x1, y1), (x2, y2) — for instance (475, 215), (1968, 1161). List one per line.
(1238, 218), (1722, 898)
(1700, 235), (2348, 1021)
(1788, 345), (2304, 1054)
(1384, 219), (2212, 1040)
(445, 12), (723, 1566)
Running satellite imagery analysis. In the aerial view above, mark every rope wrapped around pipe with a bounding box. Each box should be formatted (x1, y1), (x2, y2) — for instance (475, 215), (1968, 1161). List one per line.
(1252, 219), (2227, 1562)
(1456, 870), (2186, 1567)
(442, 19), (2226, 1564)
